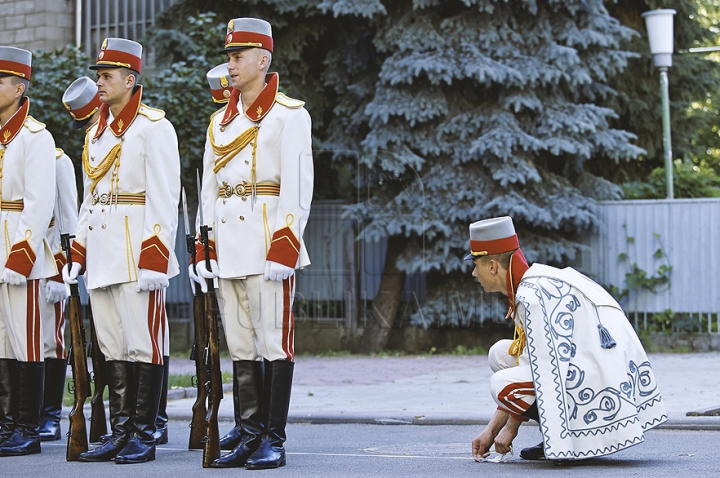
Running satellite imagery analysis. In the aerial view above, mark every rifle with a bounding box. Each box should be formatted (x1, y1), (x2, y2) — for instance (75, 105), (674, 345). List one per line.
(183, 187), (208, 450)
(197, 171), (223, 468)
(61, 231), (90, 461)
(87, 303), (108, 443)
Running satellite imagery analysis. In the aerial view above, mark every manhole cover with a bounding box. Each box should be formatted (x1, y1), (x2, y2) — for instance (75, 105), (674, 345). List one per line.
(363, 442), (469, 457)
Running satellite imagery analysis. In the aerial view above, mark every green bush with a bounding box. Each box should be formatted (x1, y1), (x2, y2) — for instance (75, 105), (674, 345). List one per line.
(623, 160), (720, 199)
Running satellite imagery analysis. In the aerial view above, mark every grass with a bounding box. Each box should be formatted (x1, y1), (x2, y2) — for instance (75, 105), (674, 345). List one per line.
(62, 371), (233, 407)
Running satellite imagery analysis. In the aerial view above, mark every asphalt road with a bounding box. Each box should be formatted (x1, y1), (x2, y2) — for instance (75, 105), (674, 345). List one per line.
(2, 420), (718, 477)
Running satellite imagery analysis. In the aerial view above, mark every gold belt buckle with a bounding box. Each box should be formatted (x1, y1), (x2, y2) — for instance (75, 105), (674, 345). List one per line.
(221, 181), (233, 198)
(234, 183), (248, 197)
(91, 193), (99, 205)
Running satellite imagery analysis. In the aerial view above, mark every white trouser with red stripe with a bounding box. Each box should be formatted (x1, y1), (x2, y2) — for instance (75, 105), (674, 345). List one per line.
(218, 275), (295, 362)
(0, 280), (43, 362)
(88, 283), (167, 365)
(488, 338), (535, 422)
(40, 280), (66, 359)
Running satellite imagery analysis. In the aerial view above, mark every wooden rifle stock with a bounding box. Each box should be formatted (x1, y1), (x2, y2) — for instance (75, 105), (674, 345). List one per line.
(200, 222), (223, 468)
(87, 304), (108, 443)
(65, 287), (90, 461)
(202, 287), (222, 467)
(188, 284), (208, 450)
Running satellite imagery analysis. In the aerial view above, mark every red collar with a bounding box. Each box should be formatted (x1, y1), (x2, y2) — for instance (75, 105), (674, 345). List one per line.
(220, 73), (279, 126)
(505, 249), (529, 319)
(94, 86), (143, 138)
(0, 97), (29, 146)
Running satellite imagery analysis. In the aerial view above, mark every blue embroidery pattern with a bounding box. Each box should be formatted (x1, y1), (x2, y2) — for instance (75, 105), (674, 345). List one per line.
(519, 275), (666, 458)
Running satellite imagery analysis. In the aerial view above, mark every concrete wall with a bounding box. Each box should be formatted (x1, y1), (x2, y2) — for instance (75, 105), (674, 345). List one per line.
(0, 0), (75, 51)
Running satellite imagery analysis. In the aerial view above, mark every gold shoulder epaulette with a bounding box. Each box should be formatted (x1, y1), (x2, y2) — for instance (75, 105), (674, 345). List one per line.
(55, 148), (64, 159)
(275, 92), (305, 108)
(138, 104), (165, 121)
(24, 115), (46, 133)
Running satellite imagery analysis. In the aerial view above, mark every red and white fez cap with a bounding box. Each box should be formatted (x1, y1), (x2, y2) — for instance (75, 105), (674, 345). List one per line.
(220, 18), (273, 54)
(0, 46), (32, 80)
(90, 38), (142, 73)
(206, 63), (232, 104)
(62, 76), (101, 129)
(464, 216), (519, 260)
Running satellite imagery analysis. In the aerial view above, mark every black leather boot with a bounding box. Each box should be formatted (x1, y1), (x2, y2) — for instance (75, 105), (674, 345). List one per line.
(0, 359), (18, 447)
(115, 362), (163, 464)
(245, 360), (293, 470)
(38, 358), (66, 441)
(211, 360), (265, 468)
(0, 361), (44, 456)
(78, 361), (135, 462)
(218, 360), (245, 451)
(152, 356), (169, 445)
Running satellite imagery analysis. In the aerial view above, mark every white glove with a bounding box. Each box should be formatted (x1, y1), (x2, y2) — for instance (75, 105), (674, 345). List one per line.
(188, 264), (208, 294)
(196, 259), (219, 280)
(264, 261), (294, 282)
(136, 268), (169, 292)
(1, 268), (27, 286)
(45, 280), (68, 304)
(62, 263), (81, 285)
(62, 263), (82, 297)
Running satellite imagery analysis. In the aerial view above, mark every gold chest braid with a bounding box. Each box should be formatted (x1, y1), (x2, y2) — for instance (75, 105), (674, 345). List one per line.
(209, 123), (262, 208)
(83, 134), (122, 195)
(210, 124), (258, 175)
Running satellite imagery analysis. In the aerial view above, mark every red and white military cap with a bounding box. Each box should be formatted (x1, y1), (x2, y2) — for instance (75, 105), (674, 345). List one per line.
(0, 46), (32, 80)
(90, 37), (142, 73)
(62, 76), (101, 129)
(220, 18), (273, 54)
(206, 63), (232, 104)
(464, 216), (519, 260)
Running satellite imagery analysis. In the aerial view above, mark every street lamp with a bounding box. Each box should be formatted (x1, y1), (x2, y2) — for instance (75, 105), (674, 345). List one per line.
(642, 9), (676, 200)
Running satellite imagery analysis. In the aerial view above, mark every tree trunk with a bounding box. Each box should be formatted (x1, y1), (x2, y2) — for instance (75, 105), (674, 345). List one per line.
(356, 235), (407, 354)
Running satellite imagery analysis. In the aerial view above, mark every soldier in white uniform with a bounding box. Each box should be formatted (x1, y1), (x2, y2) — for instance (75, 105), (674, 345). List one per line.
(194, 18), (313, 470)
(0, 46), (57, 457)
(467, 217), (666, 463)
(63, 38), (181, 464)
(36, 146), (78, 442)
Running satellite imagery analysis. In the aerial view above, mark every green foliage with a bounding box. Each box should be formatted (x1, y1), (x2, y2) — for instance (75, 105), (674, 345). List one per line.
(599, 0), (720, 183)
(609, 231), (672, 303)
(622, 160), (720, 199)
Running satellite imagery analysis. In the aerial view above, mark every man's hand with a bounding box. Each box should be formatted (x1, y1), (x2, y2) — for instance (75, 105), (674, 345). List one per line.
(493, 415), (522, 455)
(62, 263), (81, 284)
(471, 428), (496, 462)
(45, 280), (68, 304)
(1, 268), (26, 286)
(136, 268), (169, 292)
(264, 261), (294, 282)
(196, 259), (219, 280)
(188, 264), (208, 293)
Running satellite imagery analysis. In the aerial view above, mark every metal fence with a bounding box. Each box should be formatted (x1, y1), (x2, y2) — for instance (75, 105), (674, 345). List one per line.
(580, 198), (720, 333)
(80, 0), (177, 62)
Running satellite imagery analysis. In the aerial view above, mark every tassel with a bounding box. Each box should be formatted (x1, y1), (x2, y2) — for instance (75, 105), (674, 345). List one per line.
(597, 323), (616, 349)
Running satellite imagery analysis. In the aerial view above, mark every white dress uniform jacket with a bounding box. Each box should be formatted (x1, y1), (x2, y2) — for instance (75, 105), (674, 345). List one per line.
(74, 87), (180, 289)
(199, 73), (313, 276)
(0, 98), (56, 280)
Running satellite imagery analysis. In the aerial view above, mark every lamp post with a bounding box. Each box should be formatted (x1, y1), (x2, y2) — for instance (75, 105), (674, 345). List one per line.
(642, 9), (676, 200)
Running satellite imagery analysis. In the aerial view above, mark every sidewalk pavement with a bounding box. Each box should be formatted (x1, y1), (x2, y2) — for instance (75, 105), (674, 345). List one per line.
(163, 353), (720, 430)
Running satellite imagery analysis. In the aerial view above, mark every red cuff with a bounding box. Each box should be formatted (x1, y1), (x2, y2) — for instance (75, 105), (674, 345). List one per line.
(48, 252), (67, 283)
(195, 239), (217, 264)
(5, 240), (36, 277)
(70, 241), (86, 273)
(266, 226), (300, 268)
(138, 235), (170, 273)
